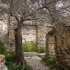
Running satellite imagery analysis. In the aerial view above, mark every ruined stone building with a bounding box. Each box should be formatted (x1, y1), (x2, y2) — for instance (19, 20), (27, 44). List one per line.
(0, 1), (54, 52)
(46, 23), (70, 69)
(0, 13), (54, 51)
(1, 2), (70, 69)
(0, 0), (54, 51)
(1, 1), (70, 69)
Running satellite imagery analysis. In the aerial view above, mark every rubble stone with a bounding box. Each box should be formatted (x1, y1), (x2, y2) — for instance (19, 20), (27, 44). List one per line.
(0, 54), (6, 70)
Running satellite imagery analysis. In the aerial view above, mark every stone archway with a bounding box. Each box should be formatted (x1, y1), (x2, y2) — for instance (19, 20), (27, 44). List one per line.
(46, 30), (56, 60)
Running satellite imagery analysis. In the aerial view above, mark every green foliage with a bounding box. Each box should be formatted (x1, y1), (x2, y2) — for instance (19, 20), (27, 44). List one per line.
(0, 39), (33, 70)
(22, 43), (46, 53)
(6, 52), (15, 62)
(6, 52), (33, 70)
(38, 47), (46, 53)
(6, 62), (13, 70)
(6, 62), (24, 70)
(41, 56), (46, 61)
(64, 67), (69, 70)
(48, 59), (57, 69)
(0, 39), (7, 55)
(57, 67), (69, 70)
(47, 59), (69, 70)
(22, 43), (37, 52)
(6, 52), (15, 70)
(23, 65), (33, 70)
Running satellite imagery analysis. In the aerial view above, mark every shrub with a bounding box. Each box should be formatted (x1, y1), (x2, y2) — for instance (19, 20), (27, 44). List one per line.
(22, 45), (29, 52)
(6, 52), (33, 70)
(48, 59), (57, 69)
(47, 59), (69, 70)
(38, 47), (46, 53)
(29, 43), (37, 52)
(22, 43), (37, 52)
(6, 62), (24, 70)
(6, 52), (15, 62)
(6, 52), (15, 70)
(23, 65), (33, 70)
(58, 67), (69, 70)
(0, 39), (7, 55)
(41, 56), (46, 61)
(5, 52), (22, 70)
(64, 67), (69, 70)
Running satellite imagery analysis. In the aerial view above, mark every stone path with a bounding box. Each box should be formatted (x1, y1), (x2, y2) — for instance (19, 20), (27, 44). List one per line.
(24, 52), (50, 70)
(2, 52), (49, 70)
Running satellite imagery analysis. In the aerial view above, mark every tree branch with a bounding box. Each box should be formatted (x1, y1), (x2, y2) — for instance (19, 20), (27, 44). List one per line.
(24, 0), (55, 21)
(45, 6), (55, 22)
(24, 6), (45, 18)
(59, 5), (70, 10)
(44, 0), (47, 5)
(15, 16), (19, 22)
(9, 0), (13, 16)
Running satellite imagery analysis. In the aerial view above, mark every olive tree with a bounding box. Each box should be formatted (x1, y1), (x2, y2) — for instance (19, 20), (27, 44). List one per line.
(1, 0), (47, 65)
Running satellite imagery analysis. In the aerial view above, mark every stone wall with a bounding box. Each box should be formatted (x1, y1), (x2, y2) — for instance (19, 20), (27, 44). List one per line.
(0, 13), (54, 51)
(0, 14), (15, 52)
(0, 16), (8, 40)
(7, 22), (54, 51)
(0, 14), (9, 46)
(22, 26), (36, 43)
(0, 21), (54, 51)
(37, 25), (54, 48)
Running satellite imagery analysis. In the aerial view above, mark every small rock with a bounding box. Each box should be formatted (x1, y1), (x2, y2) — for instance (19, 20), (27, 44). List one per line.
(1, 65), (8, 70)
(38, 53), (45, 58)
(31, 56), (41, 60)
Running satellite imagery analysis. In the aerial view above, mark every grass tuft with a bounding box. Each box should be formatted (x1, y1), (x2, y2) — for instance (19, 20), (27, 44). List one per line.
(22, 43), (37, 52)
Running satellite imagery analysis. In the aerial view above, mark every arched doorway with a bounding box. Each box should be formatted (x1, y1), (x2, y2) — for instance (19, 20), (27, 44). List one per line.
(46, 30), (55, 60)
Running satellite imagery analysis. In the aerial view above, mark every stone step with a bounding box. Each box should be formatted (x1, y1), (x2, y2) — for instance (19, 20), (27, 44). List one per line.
(38, 53), (46, 58)
(24, 52), (46, 58)
(24, 52), (38, 57)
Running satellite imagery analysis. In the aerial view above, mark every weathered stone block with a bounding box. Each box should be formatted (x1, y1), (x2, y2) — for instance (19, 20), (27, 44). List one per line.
(0, 54), (6, 70)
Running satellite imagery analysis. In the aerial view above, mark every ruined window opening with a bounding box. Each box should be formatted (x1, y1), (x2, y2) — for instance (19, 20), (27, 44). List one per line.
(46, 30), (56, 60)
(22, 25), (38, 50)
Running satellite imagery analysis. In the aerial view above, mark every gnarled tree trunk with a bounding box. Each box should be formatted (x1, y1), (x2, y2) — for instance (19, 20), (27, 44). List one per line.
(14, 21), (26, 66)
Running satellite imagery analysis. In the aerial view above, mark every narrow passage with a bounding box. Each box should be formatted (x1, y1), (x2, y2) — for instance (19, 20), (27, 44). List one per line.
(24, 52), (50, 70)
